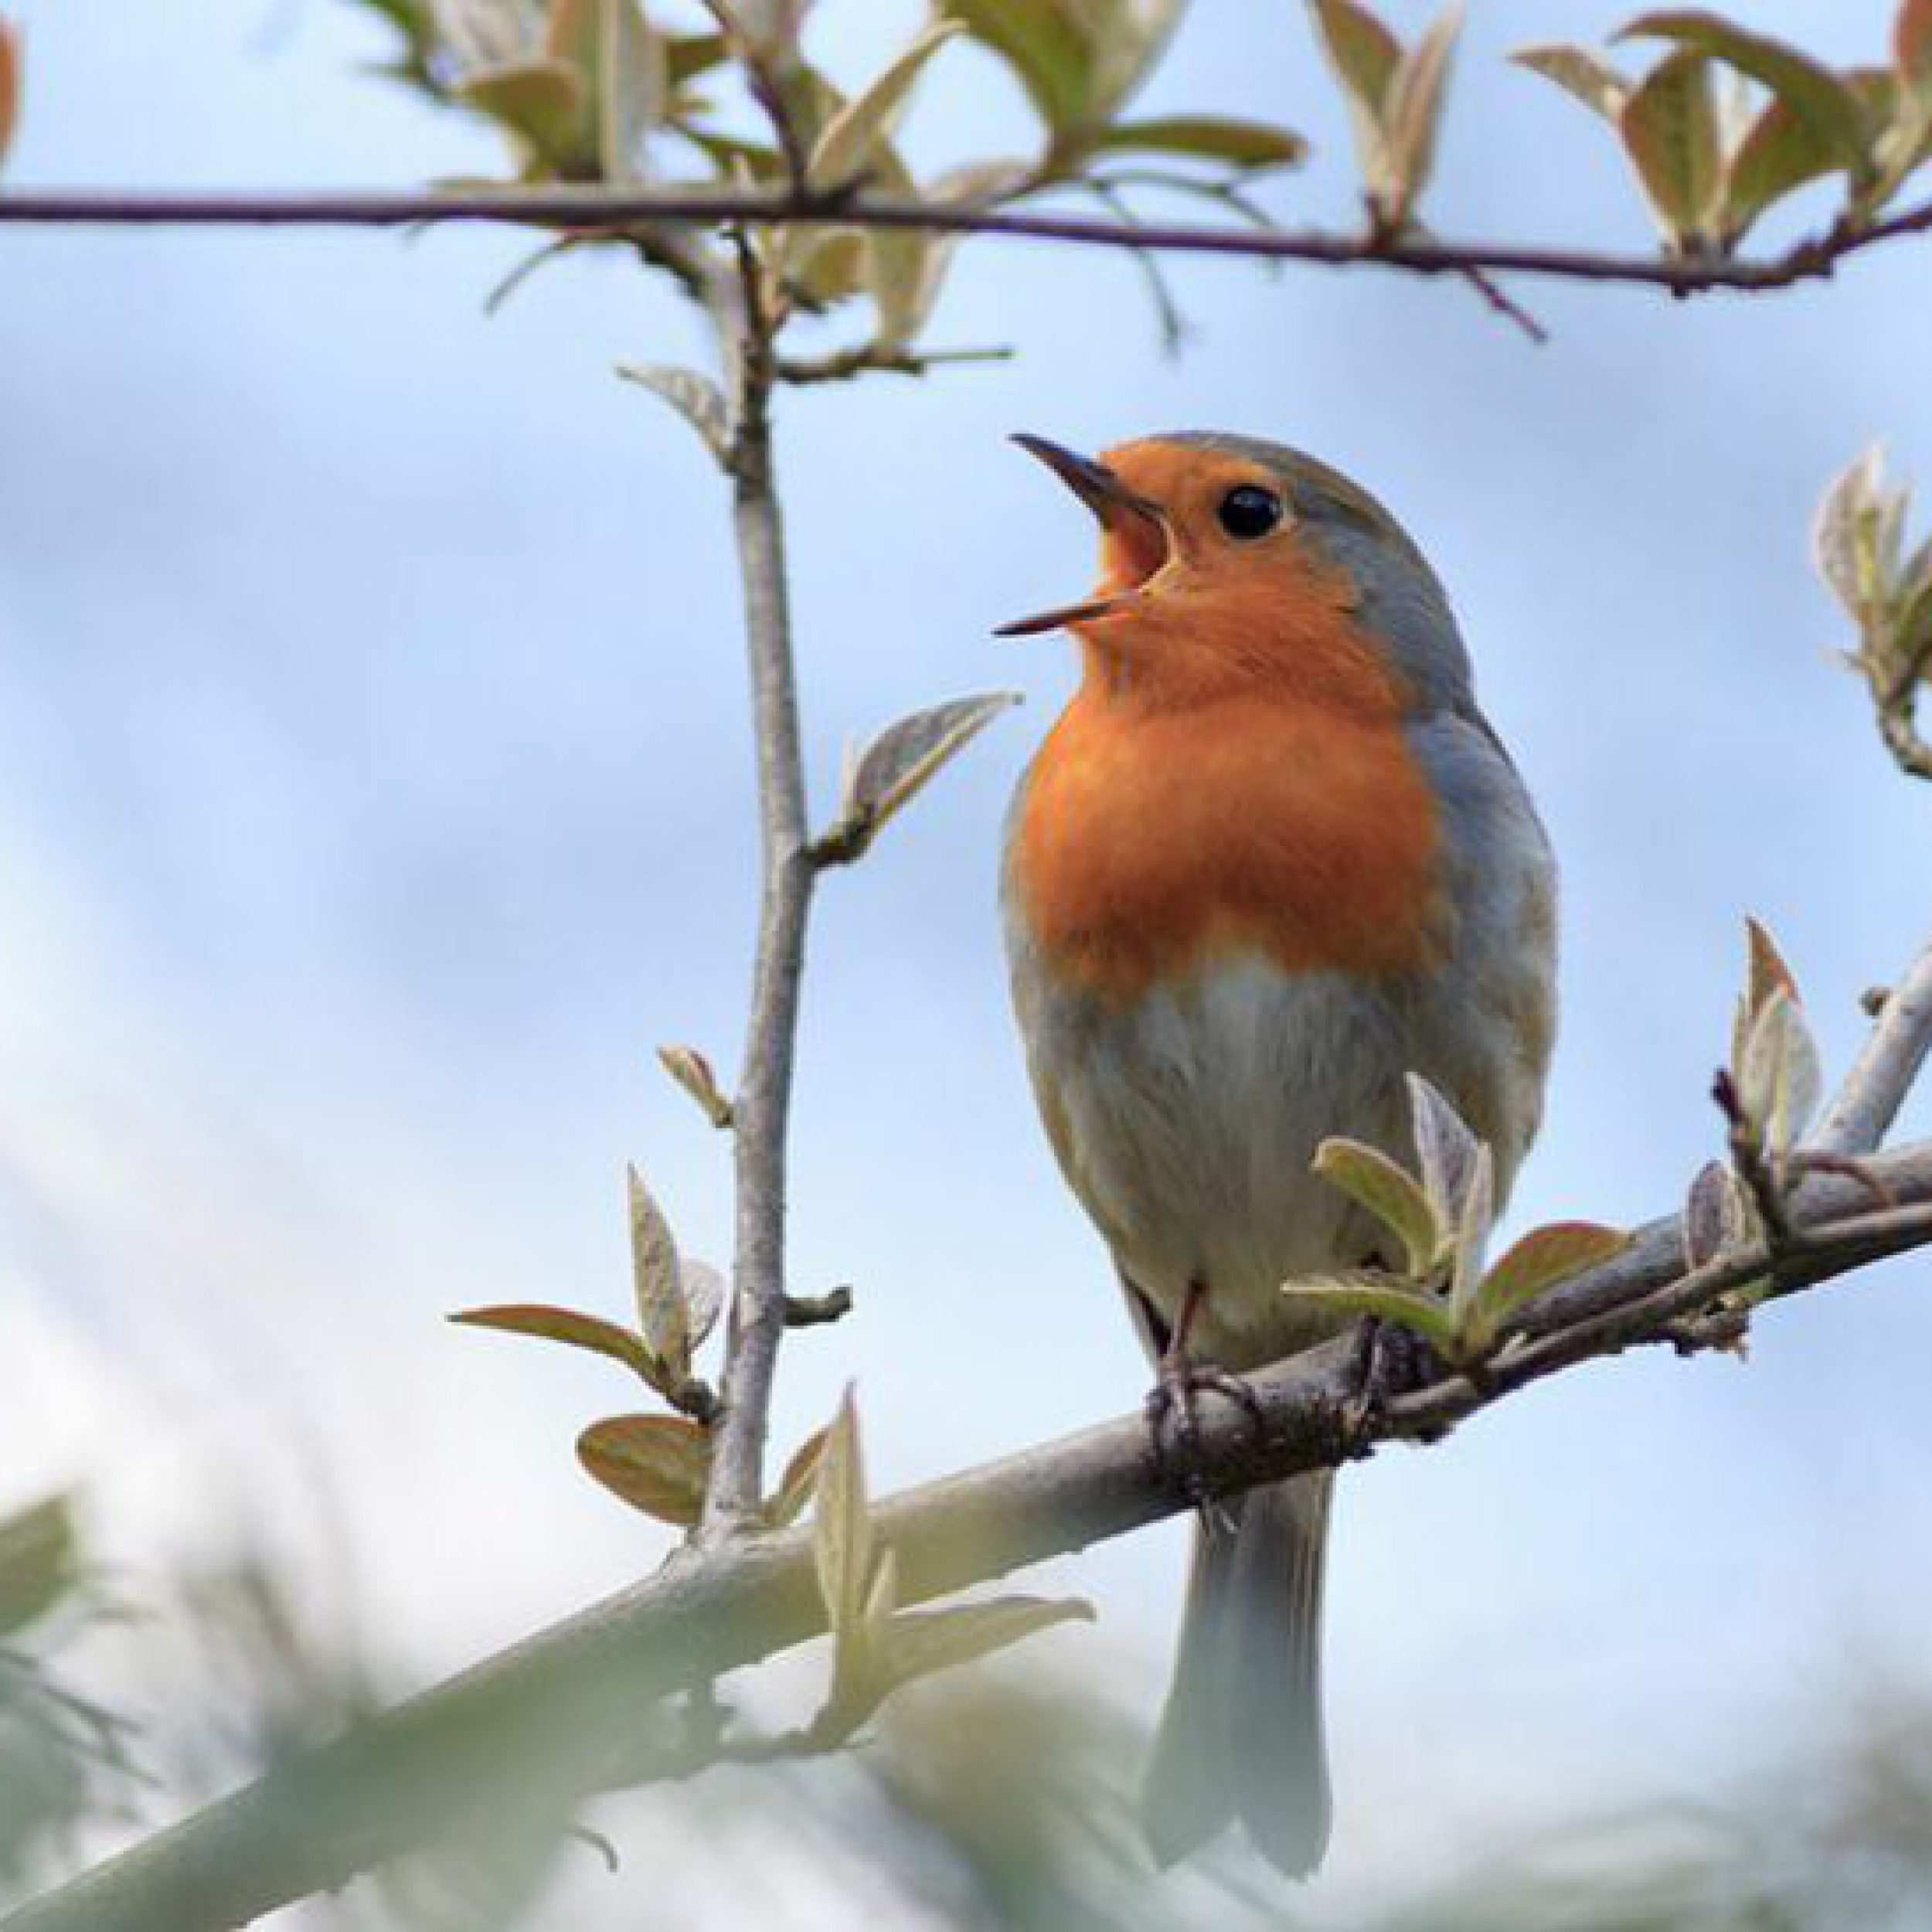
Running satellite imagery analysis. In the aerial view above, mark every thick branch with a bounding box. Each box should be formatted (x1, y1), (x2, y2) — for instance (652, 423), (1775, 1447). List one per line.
(10, 1143), (1932, 1932)
(2, 185), (1931, 294)
(1817, 922), (1932, 1156)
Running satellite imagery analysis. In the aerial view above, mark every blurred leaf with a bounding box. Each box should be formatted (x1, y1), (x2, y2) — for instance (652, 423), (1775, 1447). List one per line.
(447, 1302), (656, 1381)
(825, 692), (1022, 857)
(1682, 1158), (1743, 1268)
(1902, 0), (1932, 90)
(1381, 2), (1464, 223)
(1278, 1274), (1458, 1352)
(766, 1423), (832, 1528)
(1723, 91), (1838, 238)
(594, 0), (665, 182)
(1308, 0), (1402, 187)
(456, 57), (587, 168)
(1512, 43), (1630, 121)
(812, 1388), (872, 1648)
(881, 1595), (1095, 1693)
(1619, 12), (1870, 176)
(1311, 1137), (1440, 1277)
(680, 1260), (727, 1350)
(577, 1415), (711, 1525)
(1406, 1072), (1481, 1226)
(657, 1043), (734, 1128)
(1478, 1221), (1631, 1325)
(0, 1497), (78, 1640)
(628, 1162), (690, 1384)
(616, 362), (730, 465)
(863, 1546), (900, 1652)
(434, 0), (526, 69)
(798, 228), (869, 304)
(810, 20), (961, 188)
(665, 29), (729, 90)
(1090, 114), (1307, 171)
(1618, 47), (1722, 243)
(1447, 1141), (1495, 1325)
(936, 0), (1093, 133)
(0, 19), (21, 169)
(1814, 444), (1892, 621)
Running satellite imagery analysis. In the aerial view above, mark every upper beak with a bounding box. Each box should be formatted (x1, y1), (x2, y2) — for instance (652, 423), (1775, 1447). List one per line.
(995, 434), (1169, 638)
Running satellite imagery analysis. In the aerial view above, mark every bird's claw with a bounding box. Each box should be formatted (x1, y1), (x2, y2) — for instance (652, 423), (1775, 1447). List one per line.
(1341, 1315), (1441, 1453)
(1145, 1354), (1267, 1499)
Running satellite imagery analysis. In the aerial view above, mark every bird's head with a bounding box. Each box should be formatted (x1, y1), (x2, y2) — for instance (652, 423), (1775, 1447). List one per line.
(997, 431), (1471, 715)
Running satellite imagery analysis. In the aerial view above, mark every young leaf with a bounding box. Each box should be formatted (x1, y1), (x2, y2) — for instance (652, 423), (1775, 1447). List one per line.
(0, 1495), (79, 1640)
(1512, 44), (1630, 121)
(1682, 1158), (1743, 1268)
(1744, 916), (1800, 1019)
(0, 20), (21, 170)
(1311, 1137), (1441, 1277)
(1086, 0), (1189, 121)
(1723, 93), (1839, 241)
(448, 1302), (657, 1382)
(826, 692), (1022, 855)
(615, 362), (730, 465)
(1478, 1221), (1631, 1325)
(592, 0), (664, 183)
(1090, 114), (1308, 172)
(457, 58), (587, 168)
(657, 1043), (733, 1128)
(1814, 444), (1891, 621)
(1278, 1274), (1459, 1352)
(809, 21), (961, 189)
(679, 1260), (726, 1350)
(1618, 13), (1869, 175)
(767, 1423), (832, 1528)
(812, 1387), (872, 1647)
(1381, 2), (1464, 225)
(1308, 0), (1403, 124)
(1447, 1141), (1495, 1325)
(1740, 989), (1824, 1150)
(1406, 1073), (1481, 1226)
(628, 1162), (690, 1383)
(1900, 0), (1932, 93)
(577, 1414), (712, 1525)
(1617, 47), (1722, 245)
(935, 0), (1094, 134)
(880, 1594), (1095, 1694)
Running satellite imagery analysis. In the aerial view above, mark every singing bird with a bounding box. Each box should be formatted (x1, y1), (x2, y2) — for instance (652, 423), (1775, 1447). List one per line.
(998, 432), (1556, 1877)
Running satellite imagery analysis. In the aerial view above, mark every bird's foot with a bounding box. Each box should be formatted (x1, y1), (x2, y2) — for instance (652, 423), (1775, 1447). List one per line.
(1144, 1350), (1267, 1498)
(1341, 1315), (1442, 1453)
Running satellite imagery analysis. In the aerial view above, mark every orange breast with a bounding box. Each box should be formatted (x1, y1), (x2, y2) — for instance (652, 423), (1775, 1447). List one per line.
(1012, 688), (1444, 1005)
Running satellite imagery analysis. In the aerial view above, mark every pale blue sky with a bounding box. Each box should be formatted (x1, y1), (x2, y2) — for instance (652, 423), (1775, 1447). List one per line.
(3, 2), (1932, 1923)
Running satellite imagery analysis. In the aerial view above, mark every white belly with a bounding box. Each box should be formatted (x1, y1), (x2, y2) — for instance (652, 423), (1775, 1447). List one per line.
(1009, 947), (1413, 1368)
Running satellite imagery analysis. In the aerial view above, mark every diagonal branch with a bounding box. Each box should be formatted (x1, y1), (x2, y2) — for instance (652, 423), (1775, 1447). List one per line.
(9, 1141), (1932, 1932)
(1816, 926), (1932, 1157)
(2, 184), (1932, 296)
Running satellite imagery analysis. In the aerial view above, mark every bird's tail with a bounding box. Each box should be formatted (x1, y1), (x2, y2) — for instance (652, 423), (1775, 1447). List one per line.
(1141, 1470), (1334, 1879)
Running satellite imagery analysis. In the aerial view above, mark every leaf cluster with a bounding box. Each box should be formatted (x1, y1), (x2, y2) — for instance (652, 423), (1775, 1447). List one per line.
(1517, 4), (1932, 254)
(1286, 1075), (1628, 1366)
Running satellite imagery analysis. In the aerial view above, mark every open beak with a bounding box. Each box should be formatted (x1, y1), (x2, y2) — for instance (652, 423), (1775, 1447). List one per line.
(995, 434), (1170, 637)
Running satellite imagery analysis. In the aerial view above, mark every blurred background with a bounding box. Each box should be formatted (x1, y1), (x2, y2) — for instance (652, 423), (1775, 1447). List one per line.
(5, 1), (1932, 1924)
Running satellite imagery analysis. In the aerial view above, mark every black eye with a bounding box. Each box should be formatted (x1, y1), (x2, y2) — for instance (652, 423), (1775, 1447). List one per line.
(1217, 485), (1283, 540)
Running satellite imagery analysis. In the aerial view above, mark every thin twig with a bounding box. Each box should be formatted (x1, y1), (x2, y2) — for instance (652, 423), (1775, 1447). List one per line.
(10, 1144), (1932, 1932)
(2, 184), (1931, 296)
(1816, 922), (1932, 1157)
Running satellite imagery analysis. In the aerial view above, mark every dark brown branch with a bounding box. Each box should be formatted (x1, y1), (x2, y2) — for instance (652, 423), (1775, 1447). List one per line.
(9, 1142), (1932, 1932)
(3, 184), (1932, 294)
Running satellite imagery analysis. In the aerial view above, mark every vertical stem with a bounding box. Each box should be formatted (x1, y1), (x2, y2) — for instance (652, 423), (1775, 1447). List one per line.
(702, 287), (815, 1538)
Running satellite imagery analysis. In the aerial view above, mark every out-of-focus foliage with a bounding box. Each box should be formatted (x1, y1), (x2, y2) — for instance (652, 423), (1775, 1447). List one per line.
(1517, 2), (1932, 253)
(0, 15), (20, 171)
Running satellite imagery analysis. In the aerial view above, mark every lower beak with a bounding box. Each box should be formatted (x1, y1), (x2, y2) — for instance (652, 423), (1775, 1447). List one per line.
(995, 434), (1168, 638)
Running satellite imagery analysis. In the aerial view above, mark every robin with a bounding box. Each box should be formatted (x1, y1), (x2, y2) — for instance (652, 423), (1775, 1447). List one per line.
(998, 431), (1556, 1877)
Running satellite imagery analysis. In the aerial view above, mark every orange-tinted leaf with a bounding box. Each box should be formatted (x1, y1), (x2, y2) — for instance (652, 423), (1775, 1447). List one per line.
(1479, 1221), (1632, 1323)
(1899, 0), (1932, 93)
(0, 20), (20, 169)
(449, 1303), (656, 1381)
(1746, 917), (1800, 1016)
(767, 1423), (832, 1528)
(577, 1414), (711, 1525)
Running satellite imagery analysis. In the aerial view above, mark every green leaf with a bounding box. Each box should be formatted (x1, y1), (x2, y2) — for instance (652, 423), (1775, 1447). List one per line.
(1278, 1274), (1459, 1352)
(936, 0), (1095, 133)
(766, 1423), (832, 1529)
(1311, 1137), (1441, 1277)
(577, 1414), (711, 1525)
(881, 1594), (1096, 1692)
(810, 21), (961, 189)
(1512, 44), (1630, 121)
(665, 30), (729, 91)
(616, 362), (730, 466)
(456, 58), (588, 169)
(447, 1302), (658, 1382)
(1406, 1073), (1480, 1226)
(0, 1495), (79, 1640)
(1382, 2), (1465, 223)
(1090, 114), (1307, 172)
(1619, 12), (1869, 175)
(1308, 0), (1403, 190)
(1723, 91), (1839, 240)
(812, 1386), (872, 1646)
(627, 1162), (690, 1384)
(1478, 1221), (1631, 1325)
(825, 692), (1022, 857)
(1617, 47), (1723, 244)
